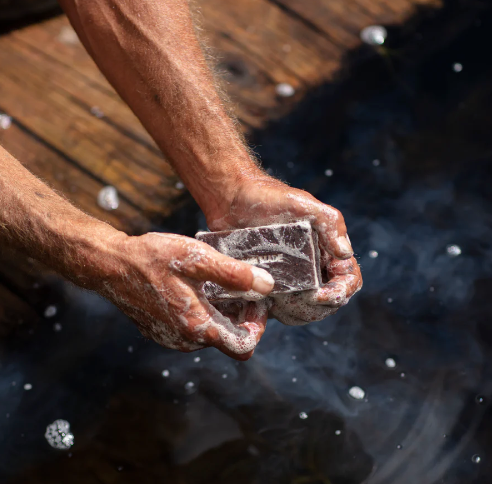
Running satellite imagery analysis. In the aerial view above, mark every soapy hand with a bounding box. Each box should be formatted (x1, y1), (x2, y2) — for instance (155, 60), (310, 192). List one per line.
(207, 175), (362, 325)
(99, 232), (274, 359)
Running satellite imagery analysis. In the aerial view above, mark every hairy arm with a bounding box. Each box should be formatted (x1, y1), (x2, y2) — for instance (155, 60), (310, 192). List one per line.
(0, 145), (274, 358)
(0, 146), (122, 287)
(57, 0), (261, 221)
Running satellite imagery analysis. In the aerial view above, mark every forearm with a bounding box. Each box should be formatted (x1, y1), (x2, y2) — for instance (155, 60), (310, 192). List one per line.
(0, 145), (123, 290)
(58, 0), (263, 220)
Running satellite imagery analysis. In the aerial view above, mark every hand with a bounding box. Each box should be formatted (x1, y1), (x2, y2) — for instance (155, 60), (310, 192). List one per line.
(206, 175), (362, 325)
(97, 232), (274, 360)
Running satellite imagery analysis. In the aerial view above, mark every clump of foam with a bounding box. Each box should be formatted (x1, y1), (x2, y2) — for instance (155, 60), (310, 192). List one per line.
(45, 419), (74, 450)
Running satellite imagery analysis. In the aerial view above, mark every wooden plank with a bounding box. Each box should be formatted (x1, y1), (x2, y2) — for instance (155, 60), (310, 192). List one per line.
(10, 21), (158, 149)
(14, 16), (306, 130)
(0, 122), (149, 234)
(199, 0), (342, 85)
(0, 34), (183, 216)
(273, 0), (443, 45)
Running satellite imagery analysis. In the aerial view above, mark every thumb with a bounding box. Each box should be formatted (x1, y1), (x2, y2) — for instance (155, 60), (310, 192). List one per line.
(315, 206), (354, 260)
(177, 241), (275, 295)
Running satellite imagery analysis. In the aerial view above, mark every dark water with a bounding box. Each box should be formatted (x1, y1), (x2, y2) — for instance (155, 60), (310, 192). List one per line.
(2, 4), (492, 484)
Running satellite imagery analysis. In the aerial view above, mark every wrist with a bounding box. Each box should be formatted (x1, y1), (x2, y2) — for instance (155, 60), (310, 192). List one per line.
(48, 221), (129, 292)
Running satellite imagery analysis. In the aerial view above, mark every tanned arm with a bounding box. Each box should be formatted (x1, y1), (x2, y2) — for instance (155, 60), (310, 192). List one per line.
(57, 0), (259, 220)
(57, 0), (361, 325)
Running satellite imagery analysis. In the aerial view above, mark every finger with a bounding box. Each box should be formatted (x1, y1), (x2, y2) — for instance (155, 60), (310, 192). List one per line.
(313, 205), (354, 261)
(183, 289), (266, 361)
(176, 240), (275, 296)
(211, 301), (269, 360)
(270, 292), (337, 324)
(311, 257), (362, 307)
(242, 300), (269, 345)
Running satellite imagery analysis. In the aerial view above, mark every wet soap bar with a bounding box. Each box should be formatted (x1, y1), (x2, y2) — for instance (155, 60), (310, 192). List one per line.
(196, 221), (321, 301)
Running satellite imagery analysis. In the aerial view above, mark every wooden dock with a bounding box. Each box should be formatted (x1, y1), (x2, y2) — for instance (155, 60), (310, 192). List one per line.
(0, 0), (443, 331)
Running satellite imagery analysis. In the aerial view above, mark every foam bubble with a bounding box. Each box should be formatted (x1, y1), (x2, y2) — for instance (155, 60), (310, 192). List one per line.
(348, 386), (366, 400)
(360, 25), (387, 45)
(97, 186), (119, 211)
(45, 419), (74, 450)
(44, 305), (57, 318)
(275, 83), (295, 97)
(0, 114), (12, 130)
(385, 358), (396, 368)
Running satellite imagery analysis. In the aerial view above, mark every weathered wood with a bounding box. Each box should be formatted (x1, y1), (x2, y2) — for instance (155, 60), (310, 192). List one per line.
(0, 36), (181, 216)
(0, 123), (148, 233)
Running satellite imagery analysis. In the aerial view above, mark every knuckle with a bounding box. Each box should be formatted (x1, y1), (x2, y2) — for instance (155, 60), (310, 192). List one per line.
(222, 261), (250, 290)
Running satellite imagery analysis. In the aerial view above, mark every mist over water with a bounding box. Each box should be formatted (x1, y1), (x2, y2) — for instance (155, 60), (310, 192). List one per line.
(2, 6), (492, 484)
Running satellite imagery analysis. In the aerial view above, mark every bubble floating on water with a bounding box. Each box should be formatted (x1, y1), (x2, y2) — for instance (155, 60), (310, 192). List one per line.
(396, 444), (402, 450)
(24, 383), (32, 391)
(476, 395), (486, 405)
(222, 374), (228, 379)
(372, 159), (381, 166)
(184, 381), (195, 393)
(275, 83), (295, 97)
(193, 357), (201, 363)
(360, 25), (387, 45)
(335, 430), (342, 435)
(53, 323), (62, 332)
(299, 412), (308, 420)
(45, 419), (74, 450)
(387, 297), (393, 303)
(446, 244), (462, 257)
(368, 250), (379, 259)
(90, 106), (104, 118)
(323, 341), (328, 346)
(97, 186), (119, 211)
(385, 358), (396, 368)
(348, 386), (366, 400)
(292, 355), (297, 360)
(400, 372), (406, 378)
(429, 286), (435, 292)
(44, 305), (57, 318)
(58, 26), (79, 45)
(292, 377), (297, 383)
(324, 169), (334, 177)
(162, 370), (170, 378)
(175, 181), (185, 190)
(472, 454), (481, 464)
(127, 346), (133, 353)
(452, 63), (463, 73)
(0, 114), (12, 130)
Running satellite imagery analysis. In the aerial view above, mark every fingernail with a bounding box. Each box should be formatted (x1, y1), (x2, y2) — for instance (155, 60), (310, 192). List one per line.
(337, 235), (354, 258)
(251, 267), (275, 295)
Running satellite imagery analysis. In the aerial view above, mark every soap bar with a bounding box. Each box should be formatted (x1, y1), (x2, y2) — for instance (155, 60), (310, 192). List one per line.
(196, 221), (321, 301)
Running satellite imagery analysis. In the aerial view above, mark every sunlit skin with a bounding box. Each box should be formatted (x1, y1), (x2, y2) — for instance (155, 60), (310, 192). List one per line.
(0, 0), (362, 359)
